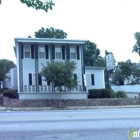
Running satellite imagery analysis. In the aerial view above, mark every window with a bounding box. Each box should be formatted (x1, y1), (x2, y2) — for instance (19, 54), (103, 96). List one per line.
(55, 46), (62, 59)
(70, 46), (76, 59)
(91, 74), (95, 85)
(24, 45), (30, 58)
(39, 46), (45, 58)
(29, 73), (32, 85)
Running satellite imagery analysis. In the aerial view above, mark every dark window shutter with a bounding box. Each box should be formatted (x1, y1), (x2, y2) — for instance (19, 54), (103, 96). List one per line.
(66, 45), (70, 60)
(91, 74), (95, 85)
(76, 46), (80, 60)
(45, 45), (49, 59)
(35, 44), (38, 59)
(31, 45), (34, 59)
(62, 45), (65, 59)
(47, 81), (50, 85)
(74, 74), (77, 80)
(29, 73), (32, 85)
(51, 44), (55, 59)
(38, 74), (42, 85)
(21, 44), (23, 59)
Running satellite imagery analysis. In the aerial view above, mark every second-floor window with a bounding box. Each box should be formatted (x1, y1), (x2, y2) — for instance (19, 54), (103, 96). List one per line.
(39, 46), (45, 58)
(70, 46), (76, 59)
(55, 46), (61, 59)
(24, 45), (30, 58)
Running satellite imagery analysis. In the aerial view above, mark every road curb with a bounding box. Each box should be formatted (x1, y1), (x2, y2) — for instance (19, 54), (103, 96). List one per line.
(0, 105), (140, 111)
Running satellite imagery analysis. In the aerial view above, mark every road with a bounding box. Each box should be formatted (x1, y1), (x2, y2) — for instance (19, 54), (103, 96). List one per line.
(0, 108), (140, 140)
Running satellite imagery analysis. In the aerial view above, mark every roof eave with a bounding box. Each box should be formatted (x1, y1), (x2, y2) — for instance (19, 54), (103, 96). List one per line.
(14, 38), (88, 44)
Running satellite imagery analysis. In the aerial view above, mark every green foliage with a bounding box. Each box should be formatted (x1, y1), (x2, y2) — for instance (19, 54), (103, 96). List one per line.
(34, 27), (67, 39)
(112, 69), (124, 85)
(116, 91), (127, 98)
(0, 0), (55, 12)
(88, 89), (101, 98)
(88, 88), (127, 98)
(100, 89), (112, 98)
(0, 59), (16, 82)
(40, 61), (78, 91)
(112, 59), (136, 85)
(84, 41), (100, 66)
(132, 32), (140, 56)
(0, 62), (5, 82)
(2, 89), (18, 99)
(110, 89), (117, 98)
(94, 56), (106, 67)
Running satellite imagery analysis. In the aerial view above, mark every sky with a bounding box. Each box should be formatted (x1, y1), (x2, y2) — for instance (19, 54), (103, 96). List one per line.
(0, 0), (140, 64)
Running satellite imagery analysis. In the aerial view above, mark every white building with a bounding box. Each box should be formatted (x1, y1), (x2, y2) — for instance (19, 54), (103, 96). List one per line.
(3, 68), (17, 90)
(85, 66), (105, 92)
(14, 38), (88, 99)
(13, 38), (105, 99)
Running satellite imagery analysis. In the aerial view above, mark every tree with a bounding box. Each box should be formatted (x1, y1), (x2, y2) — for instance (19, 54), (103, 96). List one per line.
(112, 59), (136, 85)
(34, 27), (67, 39)
(40, 60), (78, 107)
(84, 41), (100, 66)
(0, 0), (55, 13)
(0, 59), (16, 89)
(132, 32), (140, 55)
(93, 56), (106, 67)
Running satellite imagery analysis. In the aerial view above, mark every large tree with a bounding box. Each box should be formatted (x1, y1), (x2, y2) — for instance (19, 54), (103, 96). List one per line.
(112, 59), (136, 85)
(0, 0), (55, 13)
(40, 60), (78, 107)
(84, 41), (100, 66)
(132, 32), (140, 55)
(34, 27), (67, 39)
(0, 59), (16, 89)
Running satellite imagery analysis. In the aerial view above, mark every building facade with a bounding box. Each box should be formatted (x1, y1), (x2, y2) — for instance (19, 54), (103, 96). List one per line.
(14, 38), (88, 99)
(84, 66), (105, 92)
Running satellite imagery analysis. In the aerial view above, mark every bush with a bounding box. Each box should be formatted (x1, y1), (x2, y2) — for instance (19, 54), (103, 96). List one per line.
(116, 91), (127, 98)
(100, 89), (112, 98)
(2, 89), (18, 99)
(110, 89), (117, 98)
(88, 89), (101, 98)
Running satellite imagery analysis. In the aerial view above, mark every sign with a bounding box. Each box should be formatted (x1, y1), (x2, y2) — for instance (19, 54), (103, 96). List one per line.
(106, 53), (114, 71)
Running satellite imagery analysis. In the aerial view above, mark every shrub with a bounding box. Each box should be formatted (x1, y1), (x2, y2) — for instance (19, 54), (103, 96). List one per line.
(110, 89), (117, 98)
(2, 89), (18, 99)
(100, 89), (112, 98)
(116, 91), (127, 98)
(88, 89), (101, 98)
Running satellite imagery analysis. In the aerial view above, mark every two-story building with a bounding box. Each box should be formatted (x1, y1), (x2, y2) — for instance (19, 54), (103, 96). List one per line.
(14, 38), (88, 99)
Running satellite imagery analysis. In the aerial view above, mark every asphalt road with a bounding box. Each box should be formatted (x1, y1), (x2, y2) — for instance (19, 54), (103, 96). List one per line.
(0, 108), (140, 140)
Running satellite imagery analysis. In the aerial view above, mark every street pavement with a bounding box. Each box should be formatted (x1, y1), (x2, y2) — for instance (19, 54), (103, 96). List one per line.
(0, 108), (140, 140)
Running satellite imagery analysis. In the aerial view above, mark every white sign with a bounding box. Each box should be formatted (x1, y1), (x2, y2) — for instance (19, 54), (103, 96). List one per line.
(106, 53), (114, 70)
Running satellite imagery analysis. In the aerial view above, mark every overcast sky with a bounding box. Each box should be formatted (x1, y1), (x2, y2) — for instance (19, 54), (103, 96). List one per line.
(0, 0), (140, 64)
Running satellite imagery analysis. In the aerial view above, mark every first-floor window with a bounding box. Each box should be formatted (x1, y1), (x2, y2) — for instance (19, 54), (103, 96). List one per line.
(29, 73), (32, 85)
(91, 74), (95, 85)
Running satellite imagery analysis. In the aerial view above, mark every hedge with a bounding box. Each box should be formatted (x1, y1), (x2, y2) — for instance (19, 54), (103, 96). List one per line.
(2, 89), (18, 99)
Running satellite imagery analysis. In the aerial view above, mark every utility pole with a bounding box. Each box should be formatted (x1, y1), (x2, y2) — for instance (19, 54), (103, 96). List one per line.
(105, 50), (110, 89)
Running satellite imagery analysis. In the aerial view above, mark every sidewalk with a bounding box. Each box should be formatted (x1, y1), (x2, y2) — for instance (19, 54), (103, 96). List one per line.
(0, 105), (140, 111)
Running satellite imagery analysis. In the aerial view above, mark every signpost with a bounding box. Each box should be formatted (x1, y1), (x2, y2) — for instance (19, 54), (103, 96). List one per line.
(105, 50), (114, 89)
